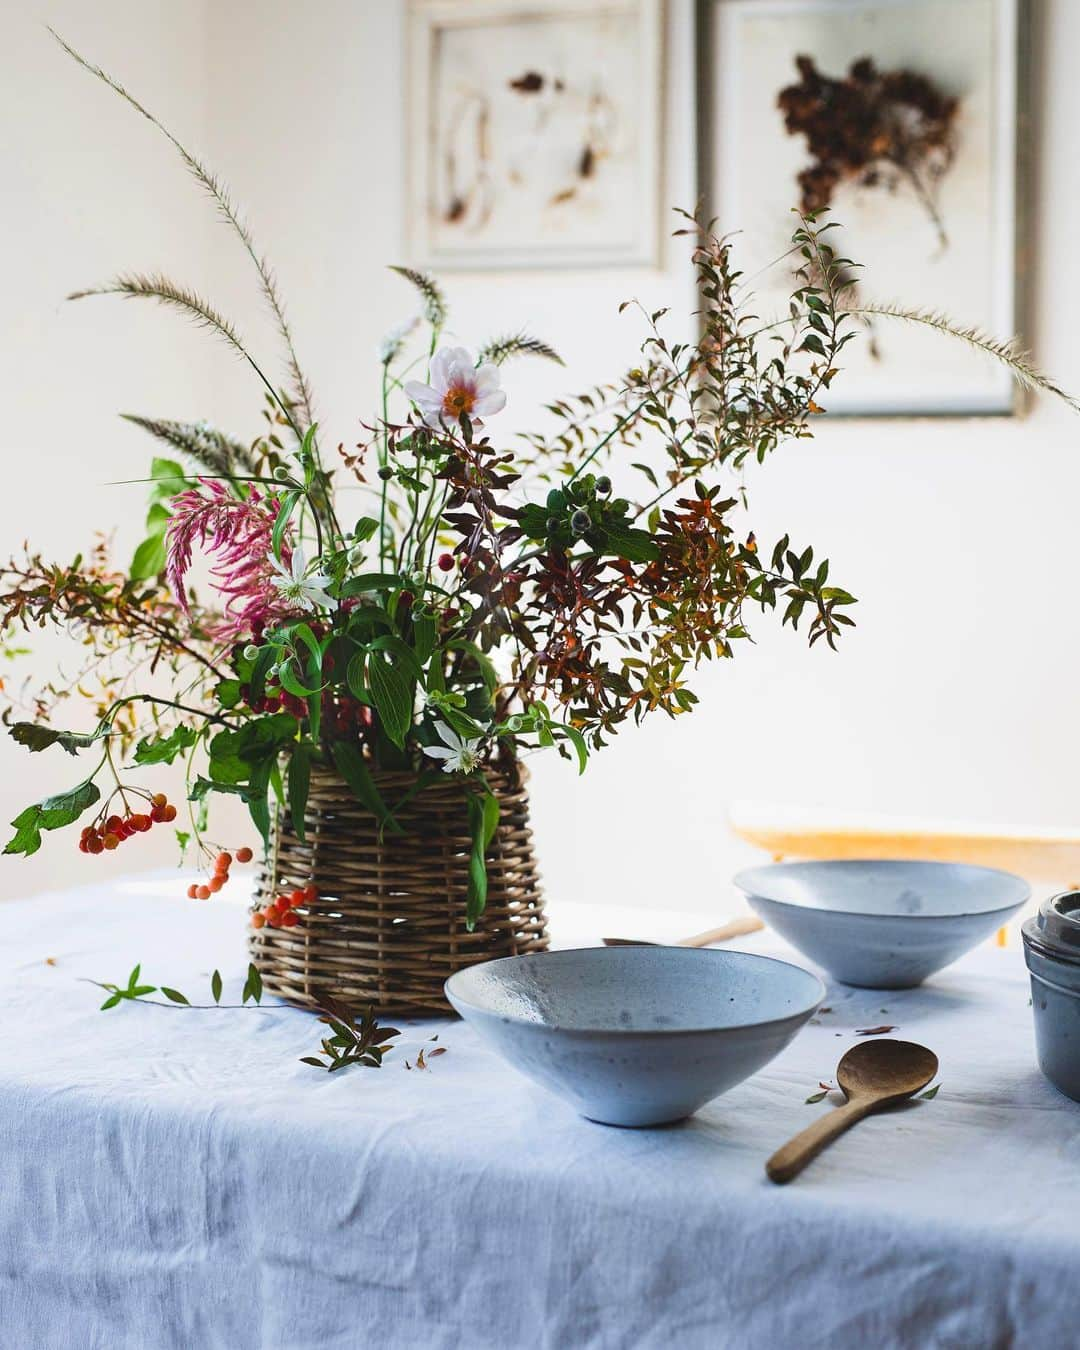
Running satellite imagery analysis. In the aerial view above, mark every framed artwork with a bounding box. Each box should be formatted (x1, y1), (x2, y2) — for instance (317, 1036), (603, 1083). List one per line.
(702, 0), (1027, 416)
(406, 0), (663, 270)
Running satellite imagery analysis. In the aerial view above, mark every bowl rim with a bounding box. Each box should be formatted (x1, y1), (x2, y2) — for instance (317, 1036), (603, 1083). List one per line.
(733, 858), (1031, 921)
(444, 945), (826, 1036)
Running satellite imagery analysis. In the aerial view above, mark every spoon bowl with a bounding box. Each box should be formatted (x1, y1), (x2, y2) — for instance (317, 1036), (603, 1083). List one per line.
(766, 1039), (938, 1183)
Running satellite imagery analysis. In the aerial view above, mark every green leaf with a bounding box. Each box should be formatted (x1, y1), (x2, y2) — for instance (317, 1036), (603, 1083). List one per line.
(558, 723), (589, 774)
(446, 640), (498, 695)
(160, 987), (190, 1005)
(211, 970), (223, 1004)
(129, 532), (167, 580)
(249, 645), (277, 704)
(149, 456), (188, 499)
(4, 777), (101, 856)
(9, 721), (108, 756)
(330, 741), (403, 834)
(300, 1056), (328, 1069)
(100, 994), (123, 1011)
(278, 661), (322, 700)
(242, 962), (263, 1005)
(340, 572), (407, 598)
(411, 611), (438, 666)
(352, 516), (379, 544)
(601, 522), (661, 564)
(208, 714), (298, 785)
(805, 1090), (829, 1104)
(288, 742), (312, 841)
(271, 490), (302, 560)
(368, 652), (414, 749)
(368, 634), (425, 682)
(465, 785), (500, 930)
(215, 679), (243, 710)
(919, 1083), (941, 1100)
(133, 725), (199, 766)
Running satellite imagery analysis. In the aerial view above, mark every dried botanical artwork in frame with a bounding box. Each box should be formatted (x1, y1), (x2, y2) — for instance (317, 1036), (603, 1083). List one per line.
(407, 0), (663, 269)
(704, 0), (1025, 415)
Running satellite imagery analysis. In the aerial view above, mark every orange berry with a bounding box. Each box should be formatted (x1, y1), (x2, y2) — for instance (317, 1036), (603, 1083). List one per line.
(103, 833), (119, 850)
(78, 837), (90, 853)
(281, 910), (300, 927)
(163, 804), (177, 822)
(87, 835), (104, 854)
(196, 885), (211, 900)
(251, 912), (266, 929)
(303, 884), (318, 903)
(105, 815), (123, 834)
(80, 825), (94, 840)
(216, 852), (233, 871)
(132, 814), (152, 833)
(266, 910), (282, 928)
(187, 884), (199, 899)
(151, 793), (167, 808)
(211, 875), (228, 893)
(150, 804), (167, 823)
(289, 889), (305, 908)
(235, 846), (253, 863)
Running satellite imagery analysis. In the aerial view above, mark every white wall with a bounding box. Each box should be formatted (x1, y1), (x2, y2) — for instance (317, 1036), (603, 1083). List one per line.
(3, 0), (1079, 909)
(0, 1), (218, 897)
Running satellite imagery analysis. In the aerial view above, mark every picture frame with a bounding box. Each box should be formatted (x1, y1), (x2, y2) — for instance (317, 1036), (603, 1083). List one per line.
(406, 0), (664, 270)
(700, 0), (1028, 417)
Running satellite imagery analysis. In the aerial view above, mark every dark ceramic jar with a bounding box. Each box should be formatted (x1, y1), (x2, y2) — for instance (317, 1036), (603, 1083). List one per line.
(1022, 892), (1080, 1102)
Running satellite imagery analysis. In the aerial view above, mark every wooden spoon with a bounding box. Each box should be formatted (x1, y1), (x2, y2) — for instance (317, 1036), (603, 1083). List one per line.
(602, 916), (765, 948)
(766, 1039), (938, 1184)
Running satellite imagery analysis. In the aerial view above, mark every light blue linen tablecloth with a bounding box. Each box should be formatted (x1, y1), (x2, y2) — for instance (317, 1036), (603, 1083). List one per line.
(0, 876), (1077, 1350)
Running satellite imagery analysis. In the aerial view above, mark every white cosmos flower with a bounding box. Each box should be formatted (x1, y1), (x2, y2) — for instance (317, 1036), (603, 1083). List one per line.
(403, 347), (507, 430)
(422, 721), (484, 774)
(268, 547), (333, 613)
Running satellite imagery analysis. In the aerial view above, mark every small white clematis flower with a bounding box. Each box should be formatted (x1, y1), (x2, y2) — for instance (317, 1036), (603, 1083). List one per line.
(403, 347), (507, 430)
(269, 547), (334, 613)
(422, 721), (484, 774)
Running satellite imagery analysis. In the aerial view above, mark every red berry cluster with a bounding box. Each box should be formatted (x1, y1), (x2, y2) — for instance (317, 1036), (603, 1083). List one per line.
(251, 884), (317, 930)
(186, 846), (253, 900)
(78, 792), (177, 854)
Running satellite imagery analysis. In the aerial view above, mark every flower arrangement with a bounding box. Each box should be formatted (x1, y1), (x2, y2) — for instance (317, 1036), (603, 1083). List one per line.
(3, 34), (1072, 943)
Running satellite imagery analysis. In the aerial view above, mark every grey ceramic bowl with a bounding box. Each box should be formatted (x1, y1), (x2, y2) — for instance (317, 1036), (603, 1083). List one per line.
(444, 946), (823, 1127)
(735, 859), (1030, 989)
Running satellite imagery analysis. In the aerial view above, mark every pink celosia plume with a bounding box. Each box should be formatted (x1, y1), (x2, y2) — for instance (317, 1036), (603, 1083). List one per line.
(165, 479), (291, 640)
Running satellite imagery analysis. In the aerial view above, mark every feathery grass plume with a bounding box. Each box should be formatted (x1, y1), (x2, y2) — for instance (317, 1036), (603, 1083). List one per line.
(389, 266), (447, 328)
(48, 28), (316, 433)
(69, 272), (248, 356)
(477, 333), (564, 367)
(120, 415), (258, 478)
(68, 272), (291, 416)
(850, 303), (1080, 413)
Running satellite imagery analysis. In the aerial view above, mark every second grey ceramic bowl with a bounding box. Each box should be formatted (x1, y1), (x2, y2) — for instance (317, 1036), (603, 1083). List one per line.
(735, 859), (1030, 989)
(444, 946), (823, 1127)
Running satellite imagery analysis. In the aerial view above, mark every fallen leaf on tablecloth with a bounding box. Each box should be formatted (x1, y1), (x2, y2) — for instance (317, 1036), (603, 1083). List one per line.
(416, 1048), (427, 1070)
(805, 1078), (835, 1104)
(854, 1025), (897, 1036)
(919, 1084), (941, 1100)
(428, 1047), (447, 1058)
(45, 957), (56, 966)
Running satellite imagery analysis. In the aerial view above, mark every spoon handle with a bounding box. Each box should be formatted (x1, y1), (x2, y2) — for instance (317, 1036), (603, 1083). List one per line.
(675, 916), (765, 947)
(765, 1099), (874, 1184)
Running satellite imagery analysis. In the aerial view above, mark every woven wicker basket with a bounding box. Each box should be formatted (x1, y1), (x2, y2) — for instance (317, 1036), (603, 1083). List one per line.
(249, 760), (548, 1014)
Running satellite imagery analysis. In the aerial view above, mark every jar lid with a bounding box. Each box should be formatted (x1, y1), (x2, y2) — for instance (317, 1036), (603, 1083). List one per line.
(1023, 891), (1080, 962)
